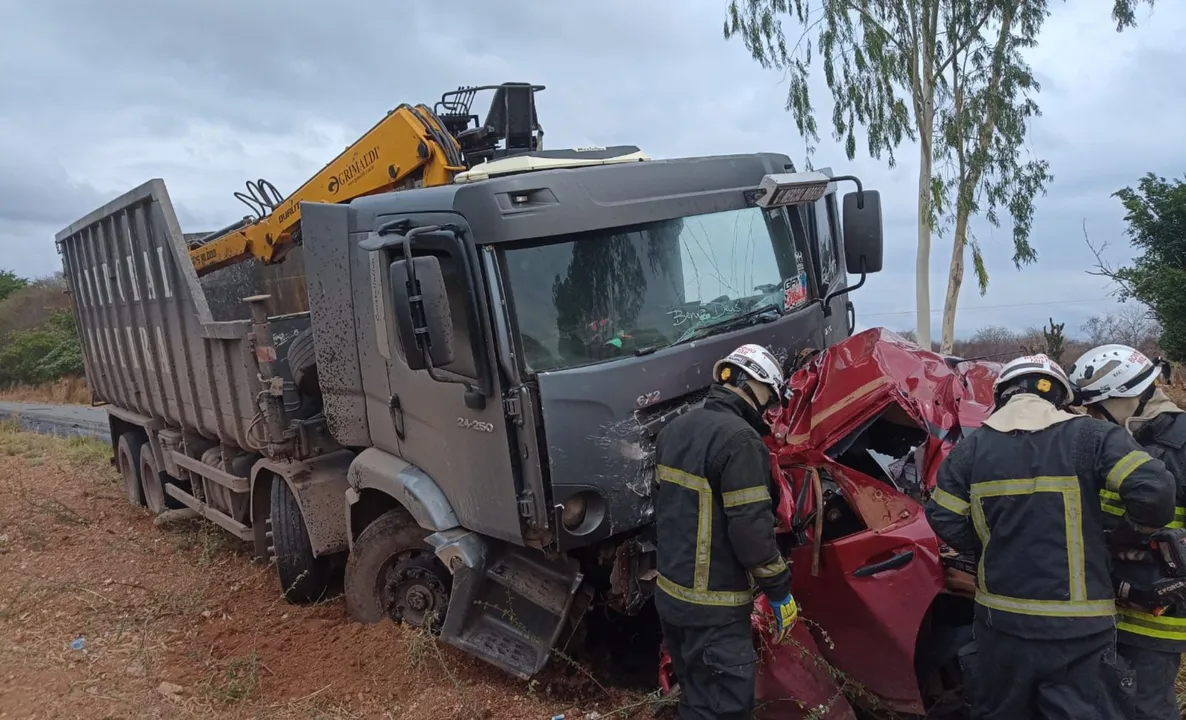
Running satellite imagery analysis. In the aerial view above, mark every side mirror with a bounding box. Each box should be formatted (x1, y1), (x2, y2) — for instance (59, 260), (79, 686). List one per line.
(389, 256), (455, 370)
(842, 190), (884, 274)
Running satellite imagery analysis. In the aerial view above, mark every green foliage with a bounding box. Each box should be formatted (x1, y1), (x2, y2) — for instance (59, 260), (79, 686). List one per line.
(0, 270), (28, 303)
(1042, 317), (1066, 364)
(0, 309), (84, 386)
(1110, 173), (1186, 361)
(0, 272), (82, 386)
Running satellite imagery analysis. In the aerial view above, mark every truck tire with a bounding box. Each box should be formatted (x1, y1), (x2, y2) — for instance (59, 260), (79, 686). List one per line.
(117, 432), (146, 507)
(344, 508), (450, 628)
(270, 476), (341, 604)
(286, 329), (318, 396)
(138, 442), (170, 515)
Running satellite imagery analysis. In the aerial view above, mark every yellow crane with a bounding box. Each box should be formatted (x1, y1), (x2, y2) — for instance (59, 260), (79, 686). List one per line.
(188, 83), (544, 276)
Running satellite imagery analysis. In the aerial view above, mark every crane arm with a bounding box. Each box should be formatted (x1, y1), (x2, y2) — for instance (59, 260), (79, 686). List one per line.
(188, 103), (466, 276)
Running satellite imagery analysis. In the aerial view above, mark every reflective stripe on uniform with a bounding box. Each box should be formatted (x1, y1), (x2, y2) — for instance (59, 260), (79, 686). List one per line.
(656, 574), (754, 607)
(751, 556), (788, 578)
(977, 590), (1115, 618)
(970, 476), (1103, 614)
(1099, 489), (1186, 529)
(1106, 450), (1153, 492)
(656, 465), (714, 590)
(931, 487), (970, 516)
(1117, 607), (1186, 641)
(721, 485), (770, 508)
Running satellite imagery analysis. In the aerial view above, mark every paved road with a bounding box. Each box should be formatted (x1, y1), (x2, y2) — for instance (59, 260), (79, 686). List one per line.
(0, 402), (109, 442)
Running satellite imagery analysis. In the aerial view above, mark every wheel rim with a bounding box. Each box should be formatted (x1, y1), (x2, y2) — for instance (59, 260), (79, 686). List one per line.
(382, 551), (451, 631)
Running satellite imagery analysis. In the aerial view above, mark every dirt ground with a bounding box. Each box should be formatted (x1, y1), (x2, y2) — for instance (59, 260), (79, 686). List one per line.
(0, 424), (653, 720)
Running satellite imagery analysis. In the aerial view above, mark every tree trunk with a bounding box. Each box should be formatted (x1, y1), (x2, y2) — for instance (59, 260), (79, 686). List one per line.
(939, 215), (970, 354)
(939, 4), (1016, 354)
(915, 27), (936, 351)
(916, 139), (933, 349)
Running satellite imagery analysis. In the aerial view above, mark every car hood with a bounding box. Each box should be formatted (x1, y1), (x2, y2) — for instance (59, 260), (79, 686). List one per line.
(770, 327), (999, 490)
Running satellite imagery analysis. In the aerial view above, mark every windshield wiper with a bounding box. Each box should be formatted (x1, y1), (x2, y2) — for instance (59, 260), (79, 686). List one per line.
(673, 303), (783, 345)
(633, 303), (785, 357)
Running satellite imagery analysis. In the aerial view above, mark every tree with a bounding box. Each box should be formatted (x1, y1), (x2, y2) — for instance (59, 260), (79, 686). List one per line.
(723, 0), (1154, 351)
(0, 270), (28, 303)
(1081, 305), (1161, 355)
(1087, 172), (1186, 360)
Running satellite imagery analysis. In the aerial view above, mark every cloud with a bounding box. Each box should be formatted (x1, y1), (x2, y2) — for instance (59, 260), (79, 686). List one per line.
(0, 0), (1182, 338)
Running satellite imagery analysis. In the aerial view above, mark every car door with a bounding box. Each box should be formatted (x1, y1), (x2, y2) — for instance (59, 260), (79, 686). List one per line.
(776, 460), (944, 715)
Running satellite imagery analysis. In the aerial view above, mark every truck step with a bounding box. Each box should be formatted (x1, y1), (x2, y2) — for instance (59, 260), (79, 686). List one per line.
(441, 544), (584, 680)
(164, 484), (254, 541)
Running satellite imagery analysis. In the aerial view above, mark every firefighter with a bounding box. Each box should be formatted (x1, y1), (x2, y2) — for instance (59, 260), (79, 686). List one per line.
(653, 343), (797, 720)
(1070, 344), (1186, 720)
(925, 354), (1175, 720)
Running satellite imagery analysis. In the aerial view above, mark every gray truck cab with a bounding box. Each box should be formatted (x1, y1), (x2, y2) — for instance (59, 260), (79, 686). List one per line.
(300, 147), (883, 677)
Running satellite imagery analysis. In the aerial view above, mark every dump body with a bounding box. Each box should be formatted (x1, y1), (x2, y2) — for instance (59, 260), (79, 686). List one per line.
(54, 179), (297, 446)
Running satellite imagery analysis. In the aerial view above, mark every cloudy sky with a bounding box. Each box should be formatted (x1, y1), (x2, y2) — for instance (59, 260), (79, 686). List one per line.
(0, 0), (1178, 338)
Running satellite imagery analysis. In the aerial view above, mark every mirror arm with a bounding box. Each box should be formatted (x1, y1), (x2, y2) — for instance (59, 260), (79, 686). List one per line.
(820, 257), (867, 317)
(396, 224), (488, 410)
(829, 175), (865, 208)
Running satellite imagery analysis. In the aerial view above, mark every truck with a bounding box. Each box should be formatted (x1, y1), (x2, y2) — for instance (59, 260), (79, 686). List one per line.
(55, 141), (885, 683)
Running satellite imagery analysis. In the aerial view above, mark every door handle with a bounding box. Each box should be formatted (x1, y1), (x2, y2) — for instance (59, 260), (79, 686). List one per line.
(852, 549), (914, 578)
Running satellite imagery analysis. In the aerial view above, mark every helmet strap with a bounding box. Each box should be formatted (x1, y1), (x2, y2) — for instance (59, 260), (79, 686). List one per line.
(1134, 384), (1157, 419)
(1095, 403), (1121, 426)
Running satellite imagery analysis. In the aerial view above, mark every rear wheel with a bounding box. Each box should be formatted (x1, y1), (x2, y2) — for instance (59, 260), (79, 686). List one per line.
(270, 476), (343, 604)
(343, 508), (450, 630)
(117, 433), (145, 506)
(138, 442), (169, 515)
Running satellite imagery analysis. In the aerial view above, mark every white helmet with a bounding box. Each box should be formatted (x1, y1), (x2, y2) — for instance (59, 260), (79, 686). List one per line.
(713, 343), (784, 392)
(1068, 344), (1159, 405)
(993, 354), (1075, 406)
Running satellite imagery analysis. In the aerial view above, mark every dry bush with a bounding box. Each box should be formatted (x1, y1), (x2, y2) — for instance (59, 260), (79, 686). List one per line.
(0, 273), (71, 336)
(0, 377), (91, 405)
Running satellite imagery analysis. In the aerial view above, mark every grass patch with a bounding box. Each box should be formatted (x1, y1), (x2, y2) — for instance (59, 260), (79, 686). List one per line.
(203, 651), (261, 704)
(63, 434), (113, 470)
(0, 421), (111, 476)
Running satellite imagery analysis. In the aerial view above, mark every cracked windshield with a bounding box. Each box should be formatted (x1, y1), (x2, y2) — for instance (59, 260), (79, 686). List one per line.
(505, 207), (808, 372)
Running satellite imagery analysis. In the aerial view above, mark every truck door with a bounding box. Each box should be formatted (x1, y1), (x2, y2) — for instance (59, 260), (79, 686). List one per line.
(378, 225), (524, 545)
(809, 191), (850, 343)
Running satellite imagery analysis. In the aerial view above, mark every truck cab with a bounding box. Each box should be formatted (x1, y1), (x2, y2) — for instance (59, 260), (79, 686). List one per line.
(301, 148), (884, 678)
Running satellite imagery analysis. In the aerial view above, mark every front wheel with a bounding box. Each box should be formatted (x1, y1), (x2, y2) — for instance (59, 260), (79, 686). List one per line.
(270, 477), (343, 604)
(343, 508), (450, 630)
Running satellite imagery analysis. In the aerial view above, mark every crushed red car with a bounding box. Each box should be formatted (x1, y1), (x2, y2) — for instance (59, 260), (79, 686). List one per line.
(658, 328), (1002, 719)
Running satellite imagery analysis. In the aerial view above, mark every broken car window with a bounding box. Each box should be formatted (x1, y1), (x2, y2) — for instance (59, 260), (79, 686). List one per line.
(503, 207), (807, 372)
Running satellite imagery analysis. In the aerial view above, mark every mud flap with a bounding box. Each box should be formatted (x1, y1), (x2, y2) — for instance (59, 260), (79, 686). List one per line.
(440, 543), (588, 679)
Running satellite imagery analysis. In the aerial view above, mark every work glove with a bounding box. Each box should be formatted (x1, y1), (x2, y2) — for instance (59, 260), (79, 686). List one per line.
(1116, 575), (1186, 615)
(769, 594), (799, 644)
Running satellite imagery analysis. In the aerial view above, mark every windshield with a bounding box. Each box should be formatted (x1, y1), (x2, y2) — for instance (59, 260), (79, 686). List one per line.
(503, 206), (809, 372)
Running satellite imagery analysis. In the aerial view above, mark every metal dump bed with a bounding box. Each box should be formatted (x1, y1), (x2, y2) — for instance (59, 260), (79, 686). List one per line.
(55, 179), (265, 448)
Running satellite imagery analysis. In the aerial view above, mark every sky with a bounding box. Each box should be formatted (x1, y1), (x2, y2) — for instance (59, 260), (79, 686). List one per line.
(0, 0), (1179, 339)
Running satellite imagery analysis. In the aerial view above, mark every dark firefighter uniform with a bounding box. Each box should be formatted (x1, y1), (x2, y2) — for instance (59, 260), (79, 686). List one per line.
(926, 393), (1175, 720)
(654, 384), (791, 720)
(1100, 392), (1186, 720)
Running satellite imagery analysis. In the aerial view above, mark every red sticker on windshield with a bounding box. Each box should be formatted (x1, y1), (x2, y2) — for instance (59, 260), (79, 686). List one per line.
(782, 277), (807, 311)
